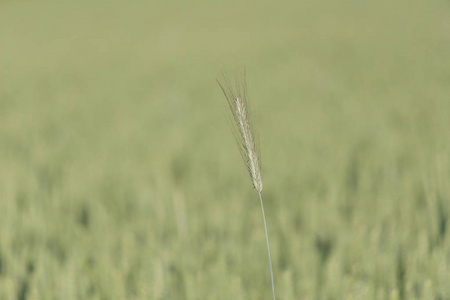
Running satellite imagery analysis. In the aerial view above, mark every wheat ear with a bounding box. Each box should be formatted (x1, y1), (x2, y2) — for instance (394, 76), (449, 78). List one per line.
(218, 70), (276, 300)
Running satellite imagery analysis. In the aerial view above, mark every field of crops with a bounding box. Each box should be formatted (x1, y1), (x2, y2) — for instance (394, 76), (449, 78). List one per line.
(1, 0), (449, 299)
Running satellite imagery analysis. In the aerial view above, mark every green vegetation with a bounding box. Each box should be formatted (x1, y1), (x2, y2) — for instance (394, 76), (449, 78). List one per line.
(0, 0), (449, 299)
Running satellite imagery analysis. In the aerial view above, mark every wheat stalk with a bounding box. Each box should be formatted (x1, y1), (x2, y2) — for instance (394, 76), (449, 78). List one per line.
(218, 70), (276, 300)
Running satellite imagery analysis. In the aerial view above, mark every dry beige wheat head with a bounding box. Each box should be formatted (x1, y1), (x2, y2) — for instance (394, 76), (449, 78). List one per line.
(217, 70), (276, 300)
(217, 70), (263, 193)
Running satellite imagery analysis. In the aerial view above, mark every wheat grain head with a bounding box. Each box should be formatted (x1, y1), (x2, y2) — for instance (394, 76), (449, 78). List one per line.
(217, 70), (263, 193)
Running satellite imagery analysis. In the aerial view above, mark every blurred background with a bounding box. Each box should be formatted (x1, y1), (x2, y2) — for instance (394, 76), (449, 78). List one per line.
(1, 0), (449, 299)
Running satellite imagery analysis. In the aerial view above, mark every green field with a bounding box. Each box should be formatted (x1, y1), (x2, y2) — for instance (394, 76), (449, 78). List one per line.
(1, 0), (450, 299)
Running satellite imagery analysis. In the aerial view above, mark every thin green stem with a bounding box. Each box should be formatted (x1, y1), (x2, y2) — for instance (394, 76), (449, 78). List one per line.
(258, 191), (276, 300)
